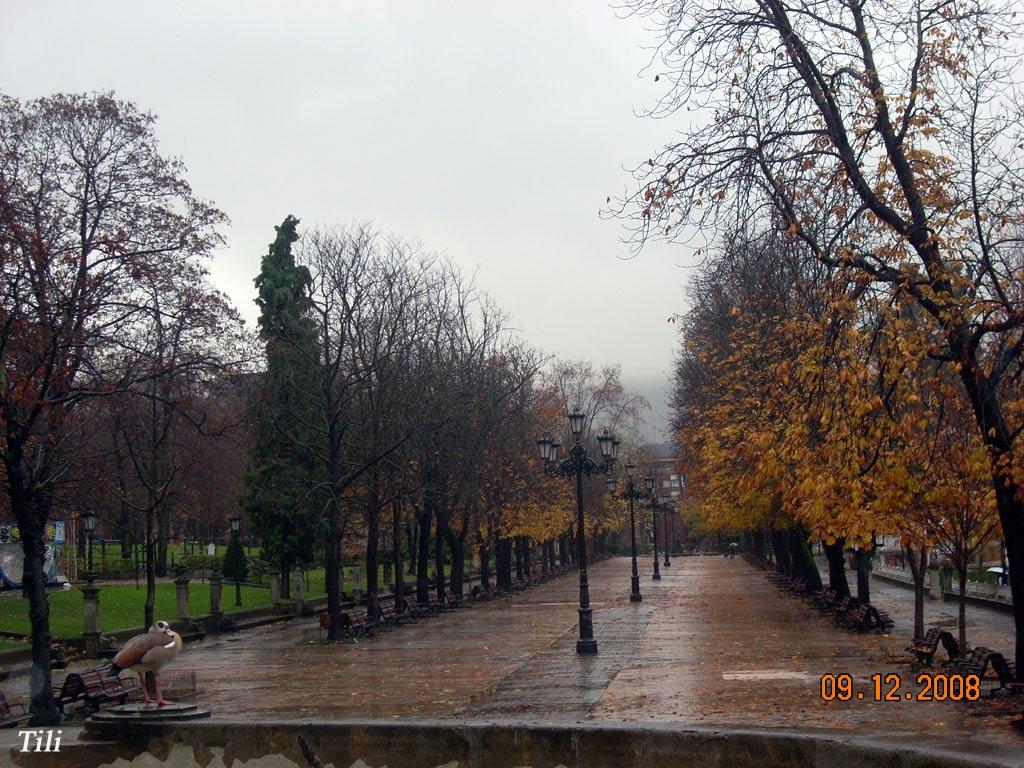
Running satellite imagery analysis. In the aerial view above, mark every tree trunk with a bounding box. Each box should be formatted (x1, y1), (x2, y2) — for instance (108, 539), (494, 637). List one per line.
(514, 536), (524, 581)
(480, 544), (491, 590)
(951, 337), (1024, 680)
(325, 499), (343, 640)
(784, 528), (821, 590)
(448, 536), (465, 598)
(855, 549), (872, 605)
(434, 520), (446, 601)
(392, 499), (405, 611)
(365, 501), (380, 622)
(957, 566), (968, 653)
(496, 538), (513, 591)
(824, 539), (850, 598)
(770, 530), (789, 574)
(145, 505), (156, 629)
(406, 518), (417, 576)
(559, 533), (569, 566)
(416, 509), (431, 604)
(13, 497), (59, 725)
(906, 546), (927, 641)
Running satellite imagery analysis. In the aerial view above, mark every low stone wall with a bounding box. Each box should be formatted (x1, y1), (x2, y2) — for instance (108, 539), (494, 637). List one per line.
(872, 565), (1013, 614)
(3, 719), (1018, 768)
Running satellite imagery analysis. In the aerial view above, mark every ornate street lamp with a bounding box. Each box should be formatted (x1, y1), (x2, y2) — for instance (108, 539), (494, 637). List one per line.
(536, 410), (617, 654)
(644, 475), (661, 580)
(663, 493), (672, 568)
(613, 463), (650, 603)
(82, 509), (97, 583)
(230, 515), (242, 606)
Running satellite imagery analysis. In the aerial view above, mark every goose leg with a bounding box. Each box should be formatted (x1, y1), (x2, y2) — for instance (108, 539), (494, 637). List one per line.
(138, 671), (152, 705)
(155, 673), (171, 706)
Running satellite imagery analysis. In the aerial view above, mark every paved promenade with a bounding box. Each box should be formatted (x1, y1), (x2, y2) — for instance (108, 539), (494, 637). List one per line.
(163, 556), (1020, 755)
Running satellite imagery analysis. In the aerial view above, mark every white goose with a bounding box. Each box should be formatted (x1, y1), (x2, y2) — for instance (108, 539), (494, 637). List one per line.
(108, 620), (183, 706)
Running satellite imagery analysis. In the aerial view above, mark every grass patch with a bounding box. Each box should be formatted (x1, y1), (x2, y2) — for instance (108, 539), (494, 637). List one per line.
(0, 577), (327, 639)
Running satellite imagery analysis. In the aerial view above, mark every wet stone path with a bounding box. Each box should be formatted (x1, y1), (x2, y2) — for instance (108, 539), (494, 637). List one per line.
(174, 556), (1020, 752)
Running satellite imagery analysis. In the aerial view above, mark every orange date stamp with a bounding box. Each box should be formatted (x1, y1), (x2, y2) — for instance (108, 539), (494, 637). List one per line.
(819, 673), (981, 702)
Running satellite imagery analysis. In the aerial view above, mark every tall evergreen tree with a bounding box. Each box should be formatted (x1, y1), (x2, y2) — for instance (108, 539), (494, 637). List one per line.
(242, 216), (321, 596)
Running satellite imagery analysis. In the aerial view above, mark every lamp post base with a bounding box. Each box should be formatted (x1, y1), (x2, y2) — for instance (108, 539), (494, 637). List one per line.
(629, 592), (642, 602)
(652, 572), (662, 581)
(576, 638), (598, 654)
(630, 575), (642, 602)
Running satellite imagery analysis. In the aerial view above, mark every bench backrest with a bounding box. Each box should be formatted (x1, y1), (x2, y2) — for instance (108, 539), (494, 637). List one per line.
(989, 652), (1013, 683)
(56, 673), (85, 700)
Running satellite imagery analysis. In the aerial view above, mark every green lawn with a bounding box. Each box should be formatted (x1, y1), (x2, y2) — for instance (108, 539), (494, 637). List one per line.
(0, 560), (461, 640)
(0, 578), (327, 639)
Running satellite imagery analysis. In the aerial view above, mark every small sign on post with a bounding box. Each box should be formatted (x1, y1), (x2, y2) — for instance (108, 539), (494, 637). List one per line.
(207, 543), (215, 557)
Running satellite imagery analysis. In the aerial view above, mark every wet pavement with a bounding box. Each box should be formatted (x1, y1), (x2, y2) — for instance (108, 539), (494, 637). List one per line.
(112, 557), (1023, 750)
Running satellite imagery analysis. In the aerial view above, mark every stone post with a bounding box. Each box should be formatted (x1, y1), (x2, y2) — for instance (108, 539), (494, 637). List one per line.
(81, 581), (101, 659)
(928, 564), (942, 600)
(352, 565), (362, 602)
(269, 573), (281, 604)
(209, 563), (223, 631)
(292, 571), (304, 617)
(175, 566), (190, 620)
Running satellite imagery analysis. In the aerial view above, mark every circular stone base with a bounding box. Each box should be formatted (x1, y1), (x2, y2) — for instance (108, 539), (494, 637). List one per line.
(90, 702), (211, 723)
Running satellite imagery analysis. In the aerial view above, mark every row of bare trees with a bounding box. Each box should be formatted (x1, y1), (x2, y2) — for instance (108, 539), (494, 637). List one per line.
(0, 89), (652, 722)
(245, 218), (650, 639)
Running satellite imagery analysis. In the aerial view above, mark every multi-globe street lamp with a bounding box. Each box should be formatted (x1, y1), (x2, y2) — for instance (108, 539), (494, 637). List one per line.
(611, 463), (649, 603)
(644, 475), (662, 580)
(230, 515), (242, 606)
(536, 409), (619, 654)
(82, 508), (97, 584)
(663, 498), (672, 568)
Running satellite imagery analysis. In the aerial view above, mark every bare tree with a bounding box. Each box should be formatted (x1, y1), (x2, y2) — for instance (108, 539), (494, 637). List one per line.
(0, 92), (226, 723)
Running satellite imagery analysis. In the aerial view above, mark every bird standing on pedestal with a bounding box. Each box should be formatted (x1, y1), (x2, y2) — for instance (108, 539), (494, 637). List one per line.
(108, 620), (183, 706)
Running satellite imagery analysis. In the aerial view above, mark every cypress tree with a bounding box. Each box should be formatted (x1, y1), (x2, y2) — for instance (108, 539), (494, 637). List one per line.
(242, 215), (321, 597)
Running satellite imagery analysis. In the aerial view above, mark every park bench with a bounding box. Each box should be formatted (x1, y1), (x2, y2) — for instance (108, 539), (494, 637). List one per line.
(376, 602), (409, 627)
(830, 596), (860, 625)
(52, 671), (86, 712)
(864, 605), (893, 632)
(811, 587), (837, 609)
(0, 690), (27, 729)
(907, 628), (959, 665)
(53, 668), (132, 715)
(988, 652), (1019, 696)
(339, 608), (376, 637)
(471, 585), (497, 602)
(951, 646), (997, 681)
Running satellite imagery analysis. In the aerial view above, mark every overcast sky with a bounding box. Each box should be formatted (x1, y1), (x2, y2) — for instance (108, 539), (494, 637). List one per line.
(1, 0), (698, 440)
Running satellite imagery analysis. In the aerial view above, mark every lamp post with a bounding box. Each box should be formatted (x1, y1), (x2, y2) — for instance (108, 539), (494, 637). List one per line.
(644, 475), (661, 580)
(613, 463), (648, 602)
(536, 409), (618, 654)
(82, 509), (97, 585)
(663, 498), (672, 568)
(230, 515), (242, 607)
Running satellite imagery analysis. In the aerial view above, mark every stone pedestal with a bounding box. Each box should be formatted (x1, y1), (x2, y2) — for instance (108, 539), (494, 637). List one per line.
(292, 572), (304, 617)
(208, 564), (223, 631)
(81, 581), (101, 659)
(352, 565), (362, 602)
(928, 564), (942, 600)
(174, 567), (190, 619)
(269, 574), (281, 604)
